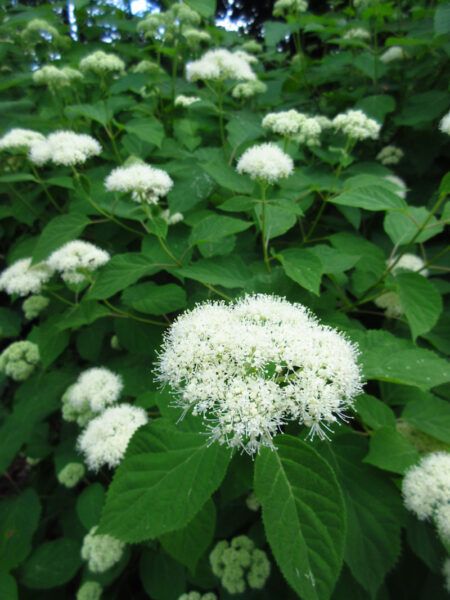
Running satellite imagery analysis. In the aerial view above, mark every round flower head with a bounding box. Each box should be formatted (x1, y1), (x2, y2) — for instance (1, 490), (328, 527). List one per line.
(21, 18), (60, 42)
(380, 46), (405, 64)
(439, 111), (450, 136)
(132, 60), (162, 74)
(232, 80), (267, 99)
(62, 367), (123, 425)
(262, 110), (324, 146)
(175, 94), (201, 107)
(236, 143), (294, 184)
(57, 462), (85, 488)
(435, 503), (450, 543)
(81, 526), (125, 573)
(47, 240), (110, 284)
(402, 452), (450, 520)
(390, 253), (428, 277)
(0, 341), (40, 381)
(186, 49), (256, 82)
(0, 258), (53, 297)
(332, 109), (380, 140)
(77, 404), (148, 470)
(443, 558), (450, 593)
(79, 50), (125, 75)
(0, 129), (45, 152)
(29, 131), (102, 166)
(161, 209), (184, 225)
(343, 28), (370, 41)
(77, 581), (102, 600)
(376, 145), (404, 165)
(33, 65), (83, 88)
(105, 163), (173, 205)
(23, 295), (49, 320)
(385, 174), (407, 199)
(183, 28), (211, 46)
(156, 294), (362, 453)
(273, 0), (308, 17)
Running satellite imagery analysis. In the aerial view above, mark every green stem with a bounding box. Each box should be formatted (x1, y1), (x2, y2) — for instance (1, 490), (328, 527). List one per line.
(31, 166), (62, 212)
(259, 183), (271, 272)
(102, 299), (168, 327)
(141, 205), (182, 266)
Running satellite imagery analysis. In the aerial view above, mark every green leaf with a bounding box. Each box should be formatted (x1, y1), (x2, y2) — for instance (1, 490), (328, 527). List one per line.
(185, 0), (216, 18)
(264, 20), (292, 46)
(98, 420), (230, 543)
(329, 177), (405, 211)
(189, 214), (252, 245)
(364, 427), (420, 474)
(226, 111), (264, 149)
(139, 549), (186, 600)
(322, 435), (403, 597)
(355, 95), (395, 122)
(76, 483), (105, 531)
(56, 301), (111, 330)
(65, 101), (112, 126)
(202, 160), (254, 194)
(396, 272), (442, 339)
(0, 307), (22, 338)
(86, 253), (161, 300)
(20, 538), (81, 589)
(435, 3), (450, 35)
(32, 213), (90, 263)
(30, 317), (70, 368)
(0, 489), (41, 571)
(403, 394), (450, 444)
(0, 173), (38, 184)
(384, 206), (443, 245)
(354, 394), (396, 430)
(255, 436), (346, 600)
(174, 256), (252, 289)
(395, 91), (449, 126)
(122, 282), (186, 315)
(160, 499), (216, 573)
(125, 118), (165, 148)
(0, 573), (18, 600)
(278, 248), (323, 295)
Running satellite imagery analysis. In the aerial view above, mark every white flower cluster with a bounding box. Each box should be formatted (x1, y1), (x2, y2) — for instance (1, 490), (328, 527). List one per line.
(47, 240), (110, 284)
(273, 0), (308, 17)
(0, 341), (40, 381)
(29, 131), (102, 166)
(232, 79), (267, 99)
(183, 28), (211, 46)
(22, 295), (49, 320)
(186, 49), (256, 82)
(175, 94), (201, 107)
(79, 50), (125, 75)
(161, 209), (184, 225)
(402, 452), (450, 545)
(132, 60), (161, 74)
(0, 258), (53, 297)
(0, 128), (45, 152)
(332, 109), (380, 140)
(262, 110), (327, 146)
(62, 367), (124, 426)
(105, 163), (174, 205)
(156, 295), (362, 453)
(380, 46), (405, 64)
(376, 145), (404, 165)
(343, 28), (370, 41)
(33, 65), (83, 88)
(440, 111), (450, 136)
(237, 143), (294, 184)
(21, 18), (60, 41)
(77, 405), (148, 470)
(390, 253), (428, 276)
(233, 49), (258, 65)
(81, 526), (125, 573)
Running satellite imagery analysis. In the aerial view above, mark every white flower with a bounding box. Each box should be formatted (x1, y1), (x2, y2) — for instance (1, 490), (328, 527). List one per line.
(402, 452), (450, 520)
(262, 110), (325, 146)
(161, 209), (184, 225)
(390, 253), (428, 276)
(380, 46), (405, 64)
(79, 50), (125, 75)
(77, 405), (148, 470)
(0, 341), (40, 381)
(436, 504), (450, 543)
(0, 258), (53, 297)
(236, 143), (294, 183)
(385, 174), (407, 199)
(156, 294), (362, 453)
(105, 163), (174, 205)
(47, 240), (110, 284)
(443, 558), (450, 593)
(132, 60), (161, 74)
(232, 80), (267, 99)
(273, 0), (308, 17)
(0, 129), (45, 152)
(33, 65), (83, 88)
(21, 18), (60, 40)
(81, 526), (125, 573)
(233, 49), (258, 64)
(376, 145), (404, 165)
(343, 28), (370, 40)
(439, 111), (450, 135)
(332, 109), (380, 140)
(22, 294), (49, 320)
(186, 49), (256, 82)
(29, 131), (102, 166)
(175, 94), (201, 107)
(183, 28), (211, 45)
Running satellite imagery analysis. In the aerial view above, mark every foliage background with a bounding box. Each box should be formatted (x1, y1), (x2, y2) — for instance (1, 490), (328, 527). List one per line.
(0, 0), (449, 599)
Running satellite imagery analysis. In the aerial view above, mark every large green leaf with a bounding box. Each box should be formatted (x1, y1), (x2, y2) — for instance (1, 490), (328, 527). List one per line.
(189, 214), (252, 245)
(396, 272), (442, 339)
(125, 118), (165, 148)
(173, 256), (252, 289)
(384, 206), (443, 245)
(139, 549), (186, 600)
(98, 420), (230, 542)
(278, 248), (323, 295)
(402, 393), (450, 444)
(20, 538), (81, 589)
(255, 436), (346, 600)
(364, 427), (419, 474)
(185, 0), (216, 17)
(122, 282), (186, 315)
(354, 394), (396, 430)
(329, 177), (405, 211)
(76, 483), (105, 530)
(32, 213), (90, 263)
(202, 160), (254, 194)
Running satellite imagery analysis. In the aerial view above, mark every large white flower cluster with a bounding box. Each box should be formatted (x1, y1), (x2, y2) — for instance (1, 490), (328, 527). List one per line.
(273, 0), (308, 17)
(402, 452), (450, 545)
(236, 143), (294, 184)
(380, 46), (405, 64)
(0, 128), (45, 152)
(439, 110), (450, 136)
(47, 240), (110, 284)
(262, 110), (326, 146)
(105, 163), (174, 205)
(79, 50), (125, 75)
(186, 49), (256, 82)
(29, 131), (102, 166)
(81, 526), (125, 573)
(0, 258), (53, 297)
(332, 109), (380, 140)
(376, 145), (404, 165)
(77, 405), (148, 470)
(62, 367), (124, 426)
(33, 65), (83, 88)
(156, 295), (362, 453)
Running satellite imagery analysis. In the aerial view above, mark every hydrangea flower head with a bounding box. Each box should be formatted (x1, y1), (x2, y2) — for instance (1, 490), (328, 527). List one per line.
(402, 452), (450, 520)
(79, 50), (125, 75)
(262, 110), (325, 146)
(47, 240), (110, 284)
(81, 526), (125, 573)
(29, 131), (102, 166)
(0, 341), (40, 381)
(0, 129), (45, 152)
(22, 295), (49, 320)
(236, 143), (294, 184)
(33, 65), (83, 88)
(105, 163), (173, 205)
(77, 405), (148, 470)
(156, 294), (362, 453)
(186, 49), (256, 82)
(0, 258), (53, 297)
(332, 109), (380, 140)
